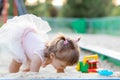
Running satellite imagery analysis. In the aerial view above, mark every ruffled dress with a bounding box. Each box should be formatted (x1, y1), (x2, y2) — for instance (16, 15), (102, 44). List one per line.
(0, 14), (51, 64)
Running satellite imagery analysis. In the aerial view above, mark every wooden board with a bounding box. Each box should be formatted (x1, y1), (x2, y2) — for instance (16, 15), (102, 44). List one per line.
(79, 43), (120, 61)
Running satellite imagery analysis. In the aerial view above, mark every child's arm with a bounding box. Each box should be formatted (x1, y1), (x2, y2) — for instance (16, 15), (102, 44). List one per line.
(30, 54), (42, 72)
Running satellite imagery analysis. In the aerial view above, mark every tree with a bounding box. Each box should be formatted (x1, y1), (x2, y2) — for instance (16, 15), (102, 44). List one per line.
(8, 0), (14, 16)
(49, 6), (58, 17)
(62, 0), (114, 18)
(26, 0), (58, 17)
(110, 6), (120, 16)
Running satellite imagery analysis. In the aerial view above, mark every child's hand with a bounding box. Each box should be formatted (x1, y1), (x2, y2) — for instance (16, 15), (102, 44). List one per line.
(22, 68), (30, 72)
(57, 68), (64, 73)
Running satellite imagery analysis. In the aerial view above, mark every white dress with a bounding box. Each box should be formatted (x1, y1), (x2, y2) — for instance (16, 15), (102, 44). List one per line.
(0, 14), (51, 64)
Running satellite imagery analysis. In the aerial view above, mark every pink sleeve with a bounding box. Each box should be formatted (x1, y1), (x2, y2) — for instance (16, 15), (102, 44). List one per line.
(22, 30), (46, 63)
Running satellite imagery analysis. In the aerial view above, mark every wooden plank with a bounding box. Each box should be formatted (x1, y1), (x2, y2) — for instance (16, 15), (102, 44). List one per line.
(79, 43), (120, 61)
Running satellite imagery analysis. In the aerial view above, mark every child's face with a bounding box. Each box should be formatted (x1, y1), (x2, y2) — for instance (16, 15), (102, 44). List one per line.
(51, 57), (67, 70)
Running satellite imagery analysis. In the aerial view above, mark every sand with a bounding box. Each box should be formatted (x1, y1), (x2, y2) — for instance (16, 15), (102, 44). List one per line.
(0, 33), (120, 79)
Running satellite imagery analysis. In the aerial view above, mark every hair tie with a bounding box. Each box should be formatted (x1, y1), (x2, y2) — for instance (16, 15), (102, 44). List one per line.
(64, 40), (68, 44)
(75, 37), (80, 42)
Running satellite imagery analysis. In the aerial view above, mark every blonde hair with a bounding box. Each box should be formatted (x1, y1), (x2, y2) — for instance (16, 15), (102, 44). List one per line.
(44, 34), (80, 66)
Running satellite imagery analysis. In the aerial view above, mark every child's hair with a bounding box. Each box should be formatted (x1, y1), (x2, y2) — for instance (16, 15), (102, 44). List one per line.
(44, 34), (80, 66)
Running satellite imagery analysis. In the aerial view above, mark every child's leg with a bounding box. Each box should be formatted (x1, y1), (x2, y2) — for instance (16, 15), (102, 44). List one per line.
(9, 59), (22, 73)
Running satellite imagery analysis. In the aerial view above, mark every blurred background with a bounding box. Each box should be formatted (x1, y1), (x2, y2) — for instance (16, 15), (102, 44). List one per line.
(1, 0), (120, 35)
(1, 0), (120, 74)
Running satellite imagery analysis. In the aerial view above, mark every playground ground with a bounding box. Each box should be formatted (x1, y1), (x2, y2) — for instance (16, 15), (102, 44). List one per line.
(0, 33), (120, 79)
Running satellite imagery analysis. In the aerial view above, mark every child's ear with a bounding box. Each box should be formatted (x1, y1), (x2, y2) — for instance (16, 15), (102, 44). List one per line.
(50, 53), (55, 59)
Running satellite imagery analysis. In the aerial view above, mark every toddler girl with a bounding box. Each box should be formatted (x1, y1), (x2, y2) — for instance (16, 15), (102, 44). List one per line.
(0, 14), (80, 73)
